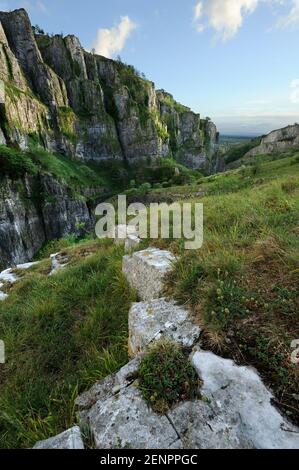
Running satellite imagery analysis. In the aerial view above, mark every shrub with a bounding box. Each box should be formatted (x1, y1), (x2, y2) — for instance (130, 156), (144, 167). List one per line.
(0, 145), (38, 178)
(138, 340), (202, 414)
(205, 279), (254, 330)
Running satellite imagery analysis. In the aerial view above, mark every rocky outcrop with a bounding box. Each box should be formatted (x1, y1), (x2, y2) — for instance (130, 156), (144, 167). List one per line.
(245, 124), (299, 157)
(33, 426), (84, 450)
(33, 247), (299, 450)
(0, 8), (218, 169)
(0, 175), (96, 269)
(122, 248), (176, 301)
(128, 298), (201, 357)
(0, 261), (38, 301)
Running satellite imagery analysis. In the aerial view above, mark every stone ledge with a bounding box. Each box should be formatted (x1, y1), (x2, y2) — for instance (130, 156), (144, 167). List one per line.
(33, 426), (84, 450)
(129, 298), (201, 357)
(123, 248), (176, 301)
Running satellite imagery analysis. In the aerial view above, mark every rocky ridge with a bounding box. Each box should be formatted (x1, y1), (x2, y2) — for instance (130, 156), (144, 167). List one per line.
(33, 243), (299, 450)
(245, 124), (299, 157)
(0, 8), (219, 169)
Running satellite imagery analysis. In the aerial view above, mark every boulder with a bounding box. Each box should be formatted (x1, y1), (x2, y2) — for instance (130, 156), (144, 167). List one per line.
(76, 357), (180, 449)
(76, 356), (143, 412)
(33, 426), (84, 449)
(49, 252), (69, 276)
(122, 248), (176, 301)
(85, 385), (179, 449)
(190, 350), (299, 449)
(128, 298), (201, 357)
(125, 234), (141, 252)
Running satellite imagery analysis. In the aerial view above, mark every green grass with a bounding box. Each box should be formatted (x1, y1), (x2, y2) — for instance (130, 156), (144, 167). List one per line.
(138, 340), (201, 414)
(0, 240), (136, 449)
(0, 144), (132, 193)
(223, 136), (262, 165)
(149, 154), (299, 424)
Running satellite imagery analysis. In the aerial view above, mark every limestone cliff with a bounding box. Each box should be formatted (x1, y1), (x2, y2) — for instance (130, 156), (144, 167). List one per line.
(0, 8), (219, 170)
(0, 8), (220, 269)
(245, 124), (299, 157)
(0, 174), (95, 269)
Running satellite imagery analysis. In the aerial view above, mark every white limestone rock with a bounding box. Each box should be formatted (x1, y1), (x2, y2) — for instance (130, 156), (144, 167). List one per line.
(128, 298), (201, 357)
(125, 234), (141, 252)
(49, 252), (69, 276)
(16, 261), (39, 270)
(190, 350), (299, 449)
(168, 400), (249, 449)
(0, 268), (18, 284)
(33, 426), (84, 449)
(0, 291), (8, 301)
(84, 385), (178, 449)
(123, 248), (176, 301)
(76, 357), (179, 449)
(76, 356), (143, 411)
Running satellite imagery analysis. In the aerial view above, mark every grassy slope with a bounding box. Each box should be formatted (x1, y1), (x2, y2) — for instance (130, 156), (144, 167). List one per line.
(0, 240), (136, 449)
(0, 149), (298, 448)
(150, 152), (299, 424)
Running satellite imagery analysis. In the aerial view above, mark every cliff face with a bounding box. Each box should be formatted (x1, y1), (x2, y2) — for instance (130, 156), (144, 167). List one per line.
(0, 8), (218, 170)
(0, 8), (220, 269)
(0, 174), (95, 269)
(245, 124), (299, 157)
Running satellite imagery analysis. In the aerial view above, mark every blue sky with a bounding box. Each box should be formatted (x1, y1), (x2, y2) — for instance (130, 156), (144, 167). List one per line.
(1, 0), (299, 135)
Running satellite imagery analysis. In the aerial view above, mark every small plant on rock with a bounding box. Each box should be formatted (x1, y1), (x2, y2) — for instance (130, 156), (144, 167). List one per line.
(138, 340), (202, 414)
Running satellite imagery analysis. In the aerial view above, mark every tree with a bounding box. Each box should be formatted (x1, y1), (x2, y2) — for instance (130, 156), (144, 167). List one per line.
(32, 24), (45, 35)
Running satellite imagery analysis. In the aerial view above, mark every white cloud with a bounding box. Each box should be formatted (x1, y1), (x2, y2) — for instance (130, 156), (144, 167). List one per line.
(194, 1), (203, 20)
(193, 0), (299, 40)
(92, 16), (137, 58)
(277, 0), (299, 28)
(193, 0), (259, 40)
(290, 79), (299, 103)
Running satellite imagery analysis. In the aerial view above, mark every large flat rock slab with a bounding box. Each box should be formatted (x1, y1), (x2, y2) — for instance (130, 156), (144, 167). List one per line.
(76, 356), (143, 412)
(33, 426), (84, 449)
(123, 248), (176, 301)
(190, 350), (299, 449)
(86, 385), (179, 449)
(129, 298), (201, 357)
(168, 400), (249, 449)
(76, 358), (180, 449)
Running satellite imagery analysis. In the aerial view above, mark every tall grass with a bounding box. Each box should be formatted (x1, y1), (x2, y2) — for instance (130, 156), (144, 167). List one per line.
(159, 155), (299, 424)
(0, 242), (136, 449)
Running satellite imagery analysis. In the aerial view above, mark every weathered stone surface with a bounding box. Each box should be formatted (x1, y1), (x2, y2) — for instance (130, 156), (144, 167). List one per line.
(157, 90), (219, 170)
(0, 9), (68, 108)
(49, 252), (69, 276)
(0, 291), (8, 301)
(190, 350), (299, 449)
(168, 400), (248, 449)
(0, 9), (218, 167)
(125, 234), (141, 252)
(246, 124), (299, 157)
(76, 356), (143, 411)
(0, 175), (97, 270)
(83, 385), (178, 449)
(33, 426), (84, 450)
(128, 298), (201, 357)
(0, 268), (18, 284)
(123, 248), (176, 301)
